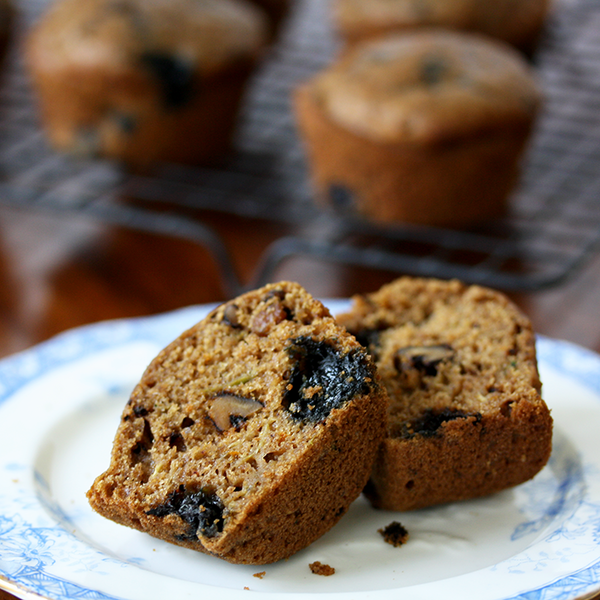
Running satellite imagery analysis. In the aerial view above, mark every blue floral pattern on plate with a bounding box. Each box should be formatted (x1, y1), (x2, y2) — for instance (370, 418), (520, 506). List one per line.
(0, 303), (599, 600)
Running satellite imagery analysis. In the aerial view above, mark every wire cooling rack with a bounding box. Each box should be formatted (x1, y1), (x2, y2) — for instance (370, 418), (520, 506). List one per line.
(1, 0), (600, 296)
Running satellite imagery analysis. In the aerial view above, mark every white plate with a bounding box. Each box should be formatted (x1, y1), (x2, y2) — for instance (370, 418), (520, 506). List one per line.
(1, 301), (600, 600)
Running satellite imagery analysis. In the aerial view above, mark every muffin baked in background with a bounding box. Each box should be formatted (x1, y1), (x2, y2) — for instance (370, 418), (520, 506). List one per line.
(294, 30), (543, 227)
(26, 0), (269, 169)
(333, 0), (551, 53)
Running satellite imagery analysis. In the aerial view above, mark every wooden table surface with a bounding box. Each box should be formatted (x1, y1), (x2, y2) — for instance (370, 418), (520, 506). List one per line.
(2, 204), (600, 358)
(1, 204), (600, 600)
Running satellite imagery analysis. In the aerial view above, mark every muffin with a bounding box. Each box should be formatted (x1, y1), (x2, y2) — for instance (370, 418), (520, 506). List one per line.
(337, 276), (553, 511)
(294, 30), (542, 227)
(26, 0), (269, 169)
(333, 0), (551, 53)
(87, 281), (388, 564)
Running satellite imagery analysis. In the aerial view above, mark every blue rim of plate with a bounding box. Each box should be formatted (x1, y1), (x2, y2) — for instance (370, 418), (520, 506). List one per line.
(0, 301), (599, 600)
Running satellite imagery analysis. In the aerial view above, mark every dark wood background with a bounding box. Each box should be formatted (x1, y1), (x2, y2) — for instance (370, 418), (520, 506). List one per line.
(2, 205), (600, 359)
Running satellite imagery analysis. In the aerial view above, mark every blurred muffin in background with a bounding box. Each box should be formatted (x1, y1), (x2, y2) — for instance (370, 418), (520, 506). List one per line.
(294, 30), (543, 228)
(26, 0), (269, 169)
(333, 0), (551, 53)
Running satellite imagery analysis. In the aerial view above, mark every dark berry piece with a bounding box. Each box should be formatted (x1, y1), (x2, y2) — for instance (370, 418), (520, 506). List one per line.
(140, 51), (197, 109)
(283, 337), (373, 423)
(409, 408), (481, 438)
(147, 485), (224, 539)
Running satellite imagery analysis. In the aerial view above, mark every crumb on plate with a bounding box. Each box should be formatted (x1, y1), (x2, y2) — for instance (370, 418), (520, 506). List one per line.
(309, 561), (335, 576)
(379, 521), (410, 547)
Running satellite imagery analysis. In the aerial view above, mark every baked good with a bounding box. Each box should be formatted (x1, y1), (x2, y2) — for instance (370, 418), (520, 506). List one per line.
(309, 561), (336, 576)
(333, 0), (550, 53)
(26, 0), (269, 169)
(337, 277), (553, 511)
(87, 281), (388, 564)
(294, 30), (542, 227)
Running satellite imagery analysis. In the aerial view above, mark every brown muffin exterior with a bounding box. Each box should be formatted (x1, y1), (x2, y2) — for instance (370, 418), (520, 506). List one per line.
(87, 281), (388, 564)
(294, 30), (542, 227)
(333, 0), (550, 53)
(26, 0), (268, 169)
(337, 277), (553, 511)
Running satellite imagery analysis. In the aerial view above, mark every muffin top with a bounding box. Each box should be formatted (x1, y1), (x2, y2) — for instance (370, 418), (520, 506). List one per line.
(305, 30), (542, 144)
(28, 0), (268, 77)
(334, 0), (549, 48)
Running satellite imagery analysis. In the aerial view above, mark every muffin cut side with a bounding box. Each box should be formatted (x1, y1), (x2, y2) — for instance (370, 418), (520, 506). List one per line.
(87, 281), (388, 564)
(337, 277), (553, 511)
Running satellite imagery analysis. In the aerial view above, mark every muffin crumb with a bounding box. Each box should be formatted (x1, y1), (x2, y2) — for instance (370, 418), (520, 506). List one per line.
(379, 521), (409, 547)
(309, 561), (336, 576)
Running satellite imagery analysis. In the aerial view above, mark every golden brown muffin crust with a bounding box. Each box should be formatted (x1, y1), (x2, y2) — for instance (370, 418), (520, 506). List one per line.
(307, 30), (541, 144)
(29, 0), (267, 77)
(26, 0), (268, 166)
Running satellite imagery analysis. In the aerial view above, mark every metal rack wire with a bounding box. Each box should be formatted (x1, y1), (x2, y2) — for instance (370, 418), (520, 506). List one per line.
(1, 0), (600, 296)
